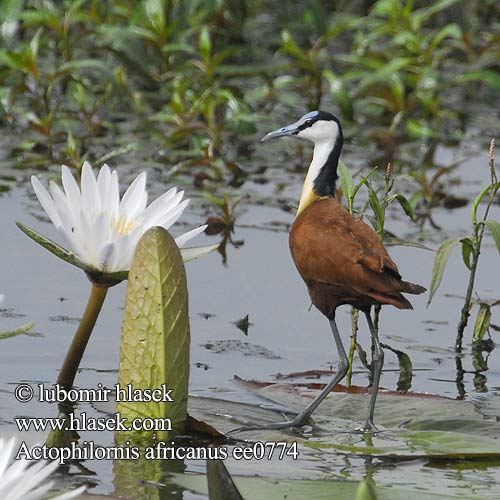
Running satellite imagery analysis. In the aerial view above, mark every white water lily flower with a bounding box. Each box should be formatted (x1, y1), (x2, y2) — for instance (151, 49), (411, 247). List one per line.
(31, 162), (208, 273)
(0, 437), (85, 500)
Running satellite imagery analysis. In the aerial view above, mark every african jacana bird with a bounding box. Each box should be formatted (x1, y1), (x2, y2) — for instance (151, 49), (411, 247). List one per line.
(254, 111), (425, 432)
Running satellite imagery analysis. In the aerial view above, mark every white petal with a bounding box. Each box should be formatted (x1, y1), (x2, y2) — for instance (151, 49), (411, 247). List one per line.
(108, 170), (120, 220)
(49, 182), (77, 234)
(96, 164), (111, 203)
(119, 171), (147, 219)
(49, 485), (87, 500)
(105, 233), (133, 272)
(155, 199), (189, 230)
(175, 225), (207, 248)
(181, 244), (218, 262)
(80, 162), (101, 214)
(31, 176), (62, 228)
(5, 459), (58, 500)
(61, 166), (82, 215)
(141, 189), (184, 229)
(0, 437), (15, 478)
(96, 241), (115, 270)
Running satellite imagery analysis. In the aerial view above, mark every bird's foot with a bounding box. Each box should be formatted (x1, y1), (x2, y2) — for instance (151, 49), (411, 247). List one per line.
(228, 414), (312, 435)
(356, 420), (380, 434)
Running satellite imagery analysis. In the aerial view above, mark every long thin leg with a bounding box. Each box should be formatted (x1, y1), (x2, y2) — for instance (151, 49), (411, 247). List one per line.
(230, 318), (349, 433)
(364, 310), (384, 432)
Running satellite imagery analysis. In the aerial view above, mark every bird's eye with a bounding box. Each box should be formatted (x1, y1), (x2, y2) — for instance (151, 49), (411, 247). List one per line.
(305, 119), (313, 127)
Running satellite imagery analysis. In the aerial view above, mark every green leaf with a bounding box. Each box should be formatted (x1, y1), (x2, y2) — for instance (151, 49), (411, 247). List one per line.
(472, 183), (500, 224)
(430, 23), (462, 51)
(199, 27), (212, 63)
(352, 166), (378, 202)
(388, 193), (414, 220)
(460, 237), (474, 270)
(94, 143), (139, 167)
(0, 322), (34, 340)
(338, 161), (353, 211)
(55, 59), (118, 83)
(473, 303), (491, 343)
(457, 70), (500, 90)
(368, 186), (384, 233)
(484, 220), (500, 256)
(207, 460), (244, 500)
(118, 227), (190, 443)
(427, 238), (459, 306)
(412, 0), (460, 28)
(383, 237), (433, 251)
(355, 479), (379, 500)
(381, 343), (413, 392)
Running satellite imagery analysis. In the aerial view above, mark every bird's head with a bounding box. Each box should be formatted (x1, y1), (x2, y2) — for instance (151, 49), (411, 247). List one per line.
(261, 110), (342, 145)
(261, 111), (344, 216)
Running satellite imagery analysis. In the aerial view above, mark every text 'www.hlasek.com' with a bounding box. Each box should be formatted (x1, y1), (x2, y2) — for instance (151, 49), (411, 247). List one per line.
(13, 383), (299, 464)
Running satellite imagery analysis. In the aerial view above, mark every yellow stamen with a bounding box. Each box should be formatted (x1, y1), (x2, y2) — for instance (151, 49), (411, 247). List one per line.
(113, 216), (138, 236)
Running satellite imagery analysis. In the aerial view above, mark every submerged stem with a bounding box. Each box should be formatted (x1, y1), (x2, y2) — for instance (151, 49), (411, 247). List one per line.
(57, 284), (108, 390)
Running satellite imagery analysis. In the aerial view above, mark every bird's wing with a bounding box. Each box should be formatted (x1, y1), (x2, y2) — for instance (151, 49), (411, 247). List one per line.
(289, 199), (402, 294)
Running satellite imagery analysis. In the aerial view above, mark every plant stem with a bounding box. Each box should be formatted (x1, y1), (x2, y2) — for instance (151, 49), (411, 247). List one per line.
(455, 232), (481, 352)
(57, 284), (108, 390)
(456, 144), (497, 352)
(346, 308), (359, 386)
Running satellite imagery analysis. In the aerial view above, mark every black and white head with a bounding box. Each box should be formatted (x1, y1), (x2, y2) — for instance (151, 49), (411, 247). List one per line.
(261, 111), (344, 213)
(261, 110), (343, 147)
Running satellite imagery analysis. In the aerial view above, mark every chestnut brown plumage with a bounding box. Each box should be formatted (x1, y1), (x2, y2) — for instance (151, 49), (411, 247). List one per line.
(233, 110), (425, 434)
(290, 197), (425, 316)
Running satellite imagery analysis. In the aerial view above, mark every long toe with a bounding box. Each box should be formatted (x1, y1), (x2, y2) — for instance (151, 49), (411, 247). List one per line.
(360, 420), (380, 434)
(229, 416), (312, 434)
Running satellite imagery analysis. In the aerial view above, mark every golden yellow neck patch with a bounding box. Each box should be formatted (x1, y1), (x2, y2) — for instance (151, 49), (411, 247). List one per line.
(296, 189), (328, 217)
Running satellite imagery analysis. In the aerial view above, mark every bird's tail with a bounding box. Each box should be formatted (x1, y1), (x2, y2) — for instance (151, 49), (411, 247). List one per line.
(400, 281), (426, 295)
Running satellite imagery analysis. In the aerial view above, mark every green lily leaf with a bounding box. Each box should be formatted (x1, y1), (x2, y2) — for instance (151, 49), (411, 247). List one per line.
(117, 227), (190, 442)
(207, 460), (244, 500)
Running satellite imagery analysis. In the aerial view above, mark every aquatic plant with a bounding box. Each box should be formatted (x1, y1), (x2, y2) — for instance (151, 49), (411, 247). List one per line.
(0, 295), (34, 340)
(118, 227), (190, 442)
(18, 161), (213, 391)
(427, 140), (499, 350)
(339, 162), (418, 390)
(29, 162), (207, 275)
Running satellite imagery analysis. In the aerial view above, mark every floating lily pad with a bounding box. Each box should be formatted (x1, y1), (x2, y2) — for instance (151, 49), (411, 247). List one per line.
(173, 473), (485, 500)
(229, 380), (500, 460)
